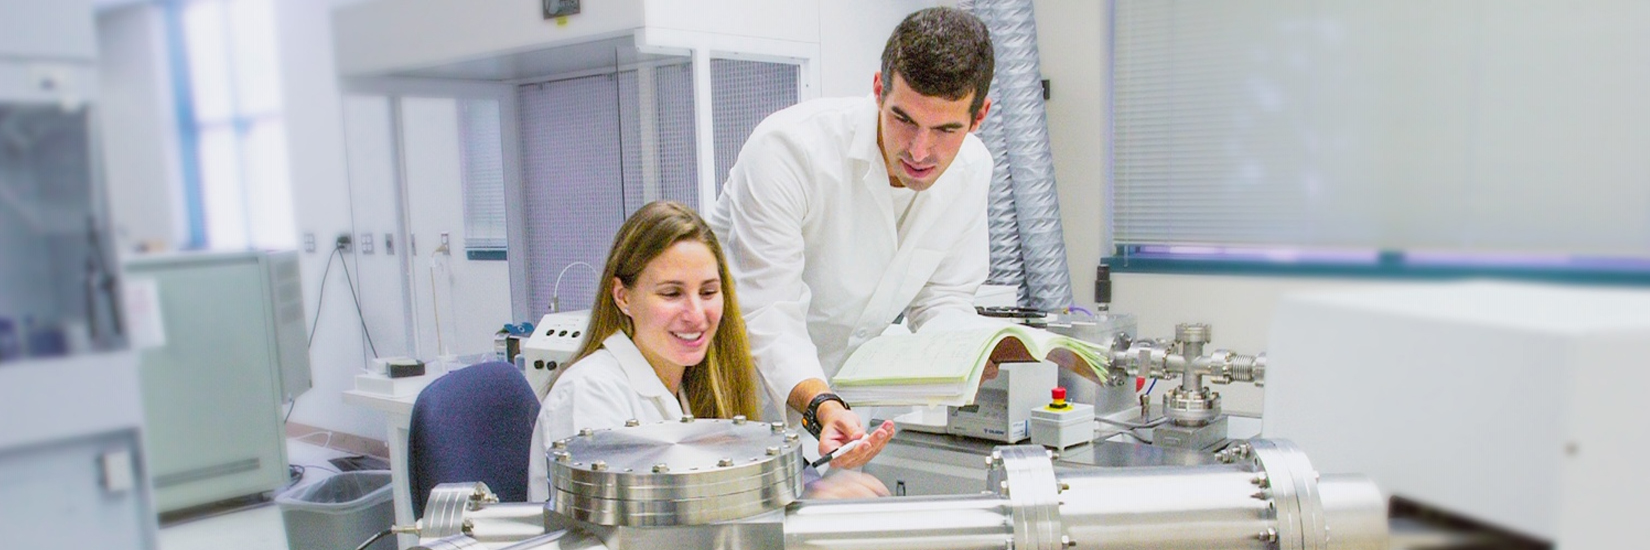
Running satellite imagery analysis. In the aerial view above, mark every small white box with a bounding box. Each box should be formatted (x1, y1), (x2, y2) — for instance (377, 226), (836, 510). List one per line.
(354, 372), (435, 397)
(1030, 401), (1094, 449)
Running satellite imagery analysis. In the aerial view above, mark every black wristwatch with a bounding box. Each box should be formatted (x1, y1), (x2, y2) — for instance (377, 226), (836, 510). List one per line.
(801, 392), (849, 439)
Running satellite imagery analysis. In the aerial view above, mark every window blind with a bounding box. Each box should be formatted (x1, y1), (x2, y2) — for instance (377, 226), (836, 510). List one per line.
(1112, 0), (1650, 258)
(457, 99), (507, 253)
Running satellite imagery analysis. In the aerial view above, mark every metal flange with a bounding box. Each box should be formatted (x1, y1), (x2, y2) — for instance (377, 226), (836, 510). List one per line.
(420, 482), (495, 539)
(987, 445), (1066, 550)
(548, 418), (804, 527)
(1248, 439), (1327, 550)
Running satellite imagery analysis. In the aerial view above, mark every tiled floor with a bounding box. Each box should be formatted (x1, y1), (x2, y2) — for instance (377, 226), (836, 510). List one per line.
(159, 439), (356, 550)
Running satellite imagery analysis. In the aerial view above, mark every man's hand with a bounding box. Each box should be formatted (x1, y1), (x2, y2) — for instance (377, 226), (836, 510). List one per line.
(817, 404), (894, 469)
(983, 337), (1036, 382)
(788, 378), (895, 468)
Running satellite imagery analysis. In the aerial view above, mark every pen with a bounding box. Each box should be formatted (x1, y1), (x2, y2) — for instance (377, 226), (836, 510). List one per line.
(810, 434), (871, 469)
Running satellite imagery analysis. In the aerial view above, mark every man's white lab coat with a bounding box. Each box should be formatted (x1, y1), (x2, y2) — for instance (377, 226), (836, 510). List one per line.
(709, 95), (994, 422)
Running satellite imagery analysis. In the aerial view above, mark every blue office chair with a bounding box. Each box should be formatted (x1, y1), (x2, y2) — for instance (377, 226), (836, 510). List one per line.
(407, 361), (540, 518)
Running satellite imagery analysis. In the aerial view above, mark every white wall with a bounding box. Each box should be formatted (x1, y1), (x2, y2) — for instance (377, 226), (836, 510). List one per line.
(398, 97), (514, 358)
(817, 1), (935, 98)
(97, 4), (184, 252)
(279, 0), (385, 438)
(1033, 0), (1107, 315)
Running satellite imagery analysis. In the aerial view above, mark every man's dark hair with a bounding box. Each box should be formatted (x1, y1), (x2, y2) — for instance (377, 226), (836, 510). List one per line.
(880, 7), (994, 117)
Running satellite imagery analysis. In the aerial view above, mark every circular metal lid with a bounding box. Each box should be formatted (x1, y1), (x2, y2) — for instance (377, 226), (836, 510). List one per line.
(548, 417), (805, 527)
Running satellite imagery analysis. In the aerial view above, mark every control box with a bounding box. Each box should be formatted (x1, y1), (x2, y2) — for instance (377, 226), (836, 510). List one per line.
(947, 361), (1056, 443)
(519, 310), (591, 397)
(1030, 389), (1095, 450)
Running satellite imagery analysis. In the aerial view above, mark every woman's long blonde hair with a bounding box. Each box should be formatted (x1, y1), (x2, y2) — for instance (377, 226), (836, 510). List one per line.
(569, 201), (762, 421)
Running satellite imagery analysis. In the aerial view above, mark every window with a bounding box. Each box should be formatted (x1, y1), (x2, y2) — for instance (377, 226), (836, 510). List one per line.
(172, 0), (294, 251)
(1109, 0), (1650, 283)
(457, 99), (507, 259)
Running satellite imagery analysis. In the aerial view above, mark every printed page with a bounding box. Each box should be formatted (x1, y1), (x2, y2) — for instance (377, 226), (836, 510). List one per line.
(1003, 325), (1111, 381)
(833, 328), (1003, 385)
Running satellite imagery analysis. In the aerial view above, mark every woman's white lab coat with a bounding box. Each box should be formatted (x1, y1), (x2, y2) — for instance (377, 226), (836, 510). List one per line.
(526, 332), (687, 502)
(708, 95), (994, 422)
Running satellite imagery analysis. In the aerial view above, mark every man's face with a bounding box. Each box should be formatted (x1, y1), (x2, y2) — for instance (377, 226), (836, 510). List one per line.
(875, 72), (991, 191)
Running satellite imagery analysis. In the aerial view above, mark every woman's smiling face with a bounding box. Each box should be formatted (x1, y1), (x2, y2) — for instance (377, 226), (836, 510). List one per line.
(613, 239), (724, 371)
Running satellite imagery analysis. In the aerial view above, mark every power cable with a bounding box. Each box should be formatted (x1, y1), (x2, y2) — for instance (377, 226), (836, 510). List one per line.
(335, 250), (380, 357)
(306, 247), (341, 348)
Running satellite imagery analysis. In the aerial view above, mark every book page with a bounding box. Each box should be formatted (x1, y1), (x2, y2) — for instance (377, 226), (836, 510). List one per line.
(833, 328), (1004, 385)
(1002, 325), (1111, 381)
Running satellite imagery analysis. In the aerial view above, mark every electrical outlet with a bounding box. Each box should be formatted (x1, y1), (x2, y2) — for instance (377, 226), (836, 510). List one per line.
(440, 232), (450, 247)
(335, 234), (352, 252)
(303, 233), (316, 253)
(361, 233), (374, 254)
(384, 233), (394, 255)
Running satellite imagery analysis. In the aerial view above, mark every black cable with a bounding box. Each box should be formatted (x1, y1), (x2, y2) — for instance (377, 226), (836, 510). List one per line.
(283, 398), (296, 424)
(1097, 416), (1169, 430)
(1117, 430), (1153, 445)
(279, 465), (305, 494)
(306, 247), (341, 348)
(353, 529), (393, 550)
(335, 250), (380, 357)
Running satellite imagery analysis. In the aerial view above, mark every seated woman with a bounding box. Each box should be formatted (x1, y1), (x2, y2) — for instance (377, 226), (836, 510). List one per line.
(527, 201), (887, 502)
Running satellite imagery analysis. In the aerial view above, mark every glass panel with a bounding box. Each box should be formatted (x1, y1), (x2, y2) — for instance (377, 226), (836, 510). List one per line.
(654, 63), (698, 208)
(0, 105), (126, 358)
(518, 75), (625, 314)
(711, 59), (797, 194)
(181, 0), (232, 123)
(242, 118), (294, 249)
(196, 124), (247, 250)
(227, 0), (281, 115)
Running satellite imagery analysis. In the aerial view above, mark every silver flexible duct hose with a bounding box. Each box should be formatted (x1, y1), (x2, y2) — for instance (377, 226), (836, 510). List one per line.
(958, 0), (1028, 302)
(966, 0), (1075, 310)
(979, 98), (1029, 301)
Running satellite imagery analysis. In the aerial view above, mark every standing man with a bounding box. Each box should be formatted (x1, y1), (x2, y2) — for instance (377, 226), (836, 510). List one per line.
(710, 7), (1031, 467)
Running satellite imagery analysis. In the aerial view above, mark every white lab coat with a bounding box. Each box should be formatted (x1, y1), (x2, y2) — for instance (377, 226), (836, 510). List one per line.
(708, 95), (994, 423)
(526, 332), (688, 502)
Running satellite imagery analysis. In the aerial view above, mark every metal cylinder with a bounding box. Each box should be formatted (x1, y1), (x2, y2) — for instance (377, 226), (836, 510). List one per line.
(411, 535), (489, 550)
(784, 495), (1015, 550)
(466, 503), (557, 544)
(416, 531), (609, 550)
(1316, 475), (1389, 550)
(1057, 465), (1276, 549)
(1056, 443), (1386, 550)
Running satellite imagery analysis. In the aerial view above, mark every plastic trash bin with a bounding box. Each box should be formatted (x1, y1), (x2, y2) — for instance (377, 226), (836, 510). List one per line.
(277, 471), (395, 550)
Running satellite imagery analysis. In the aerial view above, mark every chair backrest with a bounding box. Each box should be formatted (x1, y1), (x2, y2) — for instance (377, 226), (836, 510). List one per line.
(407, 361), (540, 517)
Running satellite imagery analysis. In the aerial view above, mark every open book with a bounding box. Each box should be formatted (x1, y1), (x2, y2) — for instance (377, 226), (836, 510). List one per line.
(831, 324), (1111, 407)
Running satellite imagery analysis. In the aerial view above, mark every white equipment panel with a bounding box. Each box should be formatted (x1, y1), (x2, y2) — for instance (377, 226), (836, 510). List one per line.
(521, 310), (591, 396)
(1264, 281), (1650, 547)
